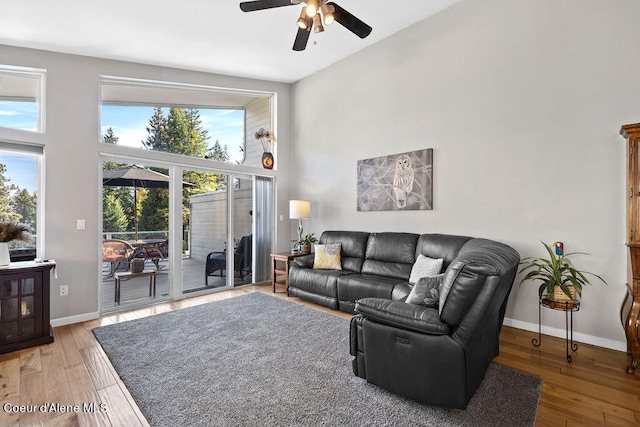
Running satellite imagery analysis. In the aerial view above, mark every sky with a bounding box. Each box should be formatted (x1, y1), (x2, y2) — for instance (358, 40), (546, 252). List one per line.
(0, 152), (37, 193)
(0, 101), (39, 193)
(101, 106), (246, 164)
(0, 101), (38, 132)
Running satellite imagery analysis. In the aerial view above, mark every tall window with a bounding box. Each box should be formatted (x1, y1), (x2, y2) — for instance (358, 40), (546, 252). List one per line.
(0, 66), (46, 133)
(0, 145), (39, 257)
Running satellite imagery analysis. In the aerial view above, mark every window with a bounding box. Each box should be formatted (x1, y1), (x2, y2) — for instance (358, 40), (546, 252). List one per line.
(101, 105), (245, 164)
(100, 77), (274, 168)
(0, 66), (46, 133)
(0, 143), (40, 259)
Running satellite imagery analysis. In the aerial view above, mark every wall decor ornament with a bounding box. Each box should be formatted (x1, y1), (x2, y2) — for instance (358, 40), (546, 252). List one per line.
(357, 148), (433, 211)
(255, 127), (276, 169)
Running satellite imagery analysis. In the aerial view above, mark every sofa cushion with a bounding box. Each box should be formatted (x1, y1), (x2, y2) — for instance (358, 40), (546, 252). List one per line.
(337, 274), (402, 303)
(319, 231), (370, 272)
(355, 297), (450, 335)
(361, 232), (419, 280)
(288, 266), (349, 299)
(313, 243), (342, 270)
(409, 254), (443, 285)
(415, 234), (472, 270)
(406, 274), (444, 307)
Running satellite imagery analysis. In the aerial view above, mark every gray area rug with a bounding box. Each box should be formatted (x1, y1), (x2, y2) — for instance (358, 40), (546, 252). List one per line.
(93, 292), (542, 426)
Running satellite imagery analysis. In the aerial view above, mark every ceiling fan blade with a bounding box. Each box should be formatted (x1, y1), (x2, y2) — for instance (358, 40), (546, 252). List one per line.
(327, 2), (372, 39)
(293, 24), (312, 51)
(240, 0), (295, 12)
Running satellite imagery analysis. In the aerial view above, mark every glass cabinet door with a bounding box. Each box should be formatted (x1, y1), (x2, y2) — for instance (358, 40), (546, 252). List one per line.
(0, 273), (41, 343)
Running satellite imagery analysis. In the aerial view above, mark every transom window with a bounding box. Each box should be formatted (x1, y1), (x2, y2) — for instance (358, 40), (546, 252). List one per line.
(100, 77), (274, 168)
(0, 65), (46, 133)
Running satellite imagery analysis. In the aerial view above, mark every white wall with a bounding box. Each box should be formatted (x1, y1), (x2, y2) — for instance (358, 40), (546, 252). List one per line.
(291, 0), (640, 349)
(0, 44), (292, 323)
(190, 186), (253, 261)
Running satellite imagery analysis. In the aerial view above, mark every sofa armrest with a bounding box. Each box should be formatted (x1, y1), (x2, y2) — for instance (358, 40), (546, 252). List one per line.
(355, 298), (450, 335)
(292, 254), (315, 268)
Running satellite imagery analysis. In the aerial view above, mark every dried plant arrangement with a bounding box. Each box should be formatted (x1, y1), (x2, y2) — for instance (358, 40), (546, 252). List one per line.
(0, 222), (31, 243)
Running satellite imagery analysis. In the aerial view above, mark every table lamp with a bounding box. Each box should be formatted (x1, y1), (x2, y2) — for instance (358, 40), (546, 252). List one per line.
(289, 200), (311, 252)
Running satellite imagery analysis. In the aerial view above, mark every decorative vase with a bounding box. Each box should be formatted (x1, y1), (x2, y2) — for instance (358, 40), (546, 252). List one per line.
(0, 242), (10, 266)
(300, 244), (311, 253)
(261, 152), (274, 169)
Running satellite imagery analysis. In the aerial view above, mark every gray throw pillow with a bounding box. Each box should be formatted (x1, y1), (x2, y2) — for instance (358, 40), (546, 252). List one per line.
(409, 254), (444, 285)
(406, 274), (445, 307)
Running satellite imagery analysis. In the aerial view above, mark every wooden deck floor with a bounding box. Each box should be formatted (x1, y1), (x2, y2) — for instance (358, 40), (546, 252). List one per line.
(101, 257), (251, 313)
(1, 285), (638, 426)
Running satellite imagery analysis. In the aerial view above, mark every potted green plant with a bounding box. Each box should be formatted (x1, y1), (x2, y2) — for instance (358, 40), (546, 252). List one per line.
(519, 241), (606, 302)
(292, 233), (317, 253)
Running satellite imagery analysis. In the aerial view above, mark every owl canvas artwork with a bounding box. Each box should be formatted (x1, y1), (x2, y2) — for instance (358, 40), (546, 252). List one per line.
(357, 148), (433, 211)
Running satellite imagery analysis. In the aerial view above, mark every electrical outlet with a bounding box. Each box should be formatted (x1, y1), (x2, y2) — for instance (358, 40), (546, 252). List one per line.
(59, 285), (68, 296)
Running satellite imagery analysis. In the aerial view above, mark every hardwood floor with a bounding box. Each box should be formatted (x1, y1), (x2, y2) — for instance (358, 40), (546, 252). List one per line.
(0, 284), (638, 426)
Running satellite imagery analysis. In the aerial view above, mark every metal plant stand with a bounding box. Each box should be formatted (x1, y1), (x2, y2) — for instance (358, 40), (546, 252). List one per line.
(532, 297), (580, 363)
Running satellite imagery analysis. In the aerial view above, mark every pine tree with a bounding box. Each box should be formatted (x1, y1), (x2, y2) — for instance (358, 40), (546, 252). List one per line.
(0, 164), (21, 223)
(103, 193), (129, 233)
(142, 108), (168, 151)
(140, 107), (215, 234)
(101, 128), (136, 233)
(11, 188), (37, 231)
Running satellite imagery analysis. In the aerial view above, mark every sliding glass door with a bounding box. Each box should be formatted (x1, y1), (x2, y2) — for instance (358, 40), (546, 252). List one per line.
(101, 161), (171, 312)
(101, 157), (273, 312)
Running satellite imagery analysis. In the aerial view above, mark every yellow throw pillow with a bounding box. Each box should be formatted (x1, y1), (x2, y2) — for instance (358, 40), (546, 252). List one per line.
(313, 243), (342, 270)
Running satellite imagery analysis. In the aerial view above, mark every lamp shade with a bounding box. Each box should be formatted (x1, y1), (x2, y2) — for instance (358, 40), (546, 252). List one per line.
(289, 200), (311, 219)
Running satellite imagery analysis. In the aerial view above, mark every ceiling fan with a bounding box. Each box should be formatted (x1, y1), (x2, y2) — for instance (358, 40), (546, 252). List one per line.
(239, 0), (372, 51)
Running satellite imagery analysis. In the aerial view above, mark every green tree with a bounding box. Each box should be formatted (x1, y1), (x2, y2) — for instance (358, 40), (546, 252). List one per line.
(0, 164), (21, 223)
(102, 127), (127, 171)
(138, 188), (168, 232)
(142, 108), (168, 152)
(11, 188), (37, 231)
(140, 107), (220, 234)
(101, 128), (136, 233)
(103, 193), (129, 233)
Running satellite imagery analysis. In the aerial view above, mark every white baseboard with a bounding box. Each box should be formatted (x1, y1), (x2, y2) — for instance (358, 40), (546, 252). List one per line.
(503, 317), (627, 352)
(51, 311), (100, 327)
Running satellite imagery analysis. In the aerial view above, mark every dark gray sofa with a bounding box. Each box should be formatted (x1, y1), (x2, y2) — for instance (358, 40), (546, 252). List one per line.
(288, 230), (520, 408)
(289, 231), (474, 313)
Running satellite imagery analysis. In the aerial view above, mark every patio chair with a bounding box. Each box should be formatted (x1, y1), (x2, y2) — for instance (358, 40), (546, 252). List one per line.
(145, 234), (169, 258)
(142, 241), (166, 269)
(205, 235), (252, 286)
(102, 239), (136, 277)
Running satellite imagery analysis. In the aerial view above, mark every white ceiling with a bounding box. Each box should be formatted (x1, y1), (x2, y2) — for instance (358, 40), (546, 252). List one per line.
(0, 0), (461, 84)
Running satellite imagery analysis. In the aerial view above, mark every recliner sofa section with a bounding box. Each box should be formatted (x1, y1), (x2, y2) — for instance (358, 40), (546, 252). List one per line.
(288, 230), (520, 408)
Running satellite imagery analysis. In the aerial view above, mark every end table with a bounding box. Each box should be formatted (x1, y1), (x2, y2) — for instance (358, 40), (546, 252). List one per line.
(270, 251), (310, 294)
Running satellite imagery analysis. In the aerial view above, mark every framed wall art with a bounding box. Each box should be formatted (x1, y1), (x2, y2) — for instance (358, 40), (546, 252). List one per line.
(357, 148), (433, 211)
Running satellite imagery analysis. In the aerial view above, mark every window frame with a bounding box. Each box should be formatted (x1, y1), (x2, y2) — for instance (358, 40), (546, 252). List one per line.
(0, 65), (46, 134)
(0, 140), (44, 260)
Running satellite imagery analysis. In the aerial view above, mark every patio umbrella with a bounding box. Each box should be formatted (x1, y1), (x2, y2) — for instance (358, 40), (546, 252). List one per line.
(103, 165), (190, 240)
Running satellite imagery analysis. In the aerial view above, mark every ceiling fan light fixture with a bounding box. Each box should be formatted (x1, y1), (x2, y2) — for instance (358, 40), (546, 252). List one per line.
(313, 13), (324, 33)
(305, 0), (319, 17)
(296, 8), (309, 29)
(321, 4), (335, 25)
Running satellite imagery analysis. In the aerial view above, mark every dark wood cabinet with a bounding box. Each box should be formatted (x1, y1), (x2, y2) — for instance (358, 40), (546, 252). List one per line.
(621, 122), (640, 374)
(0, 261), (55, 353)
